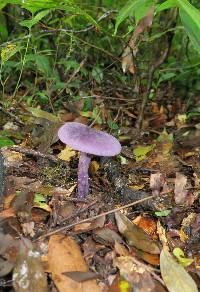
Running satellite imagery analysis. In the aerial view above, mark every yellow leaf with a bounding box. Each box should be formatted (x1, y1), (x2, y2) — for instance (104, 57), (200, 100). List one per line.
(133, 144), (155, 161)
(90, 161), (99, 174)
(129, 184), (145, 191)
(58, 146), (76, 162)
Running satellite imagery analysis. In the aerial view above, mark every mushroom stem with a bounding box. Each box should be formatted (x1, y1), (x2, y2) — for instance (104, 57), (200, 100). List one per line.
(77, 152), (91, 198)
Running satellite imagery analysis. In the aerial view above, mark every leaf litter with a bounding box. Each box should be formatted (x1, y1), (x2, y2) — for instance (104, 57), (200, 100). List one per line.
(0, 80), (200, 292)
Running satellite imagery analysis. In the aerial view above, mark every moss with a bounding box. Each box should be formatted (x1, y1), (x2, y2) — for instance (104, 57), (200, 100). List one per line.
(40, 163), (75, 188)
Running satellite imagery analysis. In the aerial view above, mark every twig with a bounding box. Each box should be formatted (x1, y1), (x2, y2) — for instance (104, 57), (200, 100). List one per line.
(135, 44), (169, 130)
(0, 106), (25, 126)
(59, 199), (98, 225)
(136, 9), (178, 131)
(0, 10), (117, 48)
(131, 257), (165, 287)
(35, 194), (155, 241)
(5, 146), (61, 163)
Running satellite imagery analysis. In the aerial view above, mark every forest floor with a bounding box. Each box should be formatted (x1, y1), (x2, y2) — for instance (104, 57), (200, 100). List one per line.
(0, 83), (199, 291)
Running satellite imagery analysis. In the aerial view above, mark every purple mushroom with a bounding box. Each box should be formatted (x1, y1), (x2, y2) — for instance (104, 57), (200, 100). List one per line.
(58, 122), (121, 198)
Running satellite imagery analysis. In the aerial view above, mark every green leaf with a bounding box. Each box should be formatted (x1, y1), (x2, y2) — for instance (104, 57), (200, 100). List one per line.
(0, 137), (15, 147)
(155, 210), (171, 217)
(114, 0), (145, 35)
(158, 72), (176, 84)
(92, 66), (103, 84)
(0, 0), (8, 10)
(156, 0), (177, 13)
(29, 107), (60, 123)
(0, 12), (8, 41)
(177, 0), (200, 54)
(34, 192), (51, 213)
(134, 0), (154, 24)
(20, 9), (50, 29)
(133, 144), (155, 161)
(173, 248), (194, 267)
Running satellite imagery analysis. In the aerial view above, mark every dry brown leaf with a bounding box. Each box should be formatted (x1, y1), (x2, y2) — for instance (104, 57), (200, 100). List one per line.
(138, 251), (160, 266)
(115, 212), (160, 254)
(48, 234), (100, 292)
(114, 256), (155, 291)
(3, 193), (16, 209)
(0, 207), (16, 218)
(150, 173), (168, 196)
(114, 241), (129, 256)
(160, 248), (198, 292)
(174, 172), (188, 205)
(74, 215), (105, 233)
(132, 215), (157, 239)
(122, 7), (154, 74)
(93, 227), (124, 245)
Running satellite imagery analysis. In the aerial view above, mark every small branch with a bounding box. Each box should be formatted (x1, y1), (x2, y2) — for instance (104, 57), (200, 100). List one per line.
(0, 10), (117, 47)
(35, 194), (155, 241)
(0, 106), (25, 126)
(6, 146), (61, 163)
(135, 44), (169, 130)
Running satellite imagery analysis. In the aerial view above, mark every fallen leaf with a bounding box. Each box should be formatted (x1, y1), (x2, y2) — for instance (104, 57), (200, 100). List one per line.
(155, 210), (171, 217)
(114, 256), (155, 291)
(173, 248), (194, 267)
(93, 227), (124, 245)
(174, 172), (188, 204)
(0, 233), (19, 262)
(3, 193), (16, 209)
(157, 221), (168, 248)
(74, 216), (105, 233)
(115, 212), (160, 254)
(63, 271), (98, 282)
(133, 144), (155, 161)
(160, 248), (198, 292)
(136, 250), (160, 266)
(0, 257), (14, 277)
(132, 215), (157, 239)
(150, 172), (168, 196)
(13, 238), (47, 292)
(48, 234), (100, 292)
(58, 145), (76, 162)
(29, 107), (60, 123)
(0, 207), (16, 218)
(21, 222), (35, 237)
(114, 241), (129, 256)
(90, 161), (100, 174)
(33, 193), (52, 213)
(122, 7), (154, 74)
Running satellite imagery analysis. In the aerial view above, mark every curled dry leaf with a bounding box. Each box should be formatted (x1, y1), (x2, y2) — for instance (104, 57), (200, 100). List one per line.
(160, 248), (198, 292)
(48, 234), (100, 292)
(74, 215), (105, 233)
(115, 212), (160, 254)
(174, 172), (188, 205)
(93, 227), (124, 245)
(150, 172), (169, 196)
(122, 7), (154, 74)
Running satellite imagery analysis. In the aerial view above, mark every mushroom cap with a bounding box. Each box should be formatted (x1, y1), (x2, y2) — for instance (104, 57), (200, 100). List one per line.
(58, 122), (121, 156)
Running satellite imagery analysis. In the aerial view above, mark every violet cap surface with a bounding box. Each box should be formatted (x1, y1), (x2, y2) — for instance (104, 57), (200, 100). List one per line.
(58, 122), (121, 156)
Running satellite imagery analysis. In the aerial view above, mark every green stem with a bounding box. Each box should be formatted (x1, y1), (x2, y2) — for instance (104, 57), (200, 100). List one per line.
(13, 34), (30, 99)
(0, 62), (5, 101)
